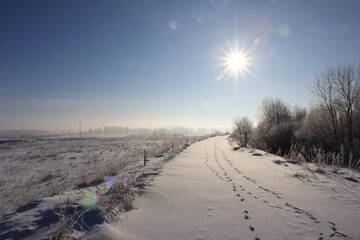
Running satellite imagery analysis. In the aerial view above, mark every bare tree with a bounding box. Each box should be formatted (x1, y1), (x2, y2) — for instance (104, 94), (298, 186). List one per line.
(314, 64), (360, 165)
(233, 117), (253, 147)
(354, 79), (360, 141)
(314, 67), (340, 149)
(306, 106), (339, 150)
(260, 97), (291, 128)
(292, 105), (307, 123)
(334, 64), (360, 164)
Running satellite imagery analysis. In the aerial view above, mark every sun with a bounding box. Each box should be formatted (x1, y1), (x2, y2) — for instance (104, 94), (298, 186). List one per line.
(218, 43), (252, 81)
(223, 48), (250, 78)
(226, 50), (249, 74)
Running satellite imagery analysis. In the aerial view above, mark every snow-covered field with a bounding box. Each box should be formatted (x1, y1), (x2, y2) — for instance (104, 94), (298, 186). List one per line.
(0, 136), (195, 240)
(0, 137), (186, 215)
(85, 136), (360, 240)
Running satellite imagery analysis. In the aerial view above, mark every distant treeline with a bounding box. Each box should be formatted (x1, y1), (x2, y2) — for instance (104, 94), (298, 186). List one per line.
(0, 130), (50, 139)
(0, 127), (217, 139)
(233, 63), (360, 169)
(87, 126), (215, 137)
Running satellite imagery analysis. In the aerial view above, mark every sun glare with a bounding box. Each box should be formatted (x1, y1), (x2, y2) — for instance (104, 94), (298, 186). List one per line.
(219, 43), (252, 81)
(225, 50), (249, 75)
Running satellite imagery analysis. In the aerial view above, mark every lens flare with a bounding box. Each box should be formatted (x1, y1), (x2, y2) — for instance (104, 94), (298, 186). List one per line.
(80, 190), (99, 211)
(105, 175), (115, 187)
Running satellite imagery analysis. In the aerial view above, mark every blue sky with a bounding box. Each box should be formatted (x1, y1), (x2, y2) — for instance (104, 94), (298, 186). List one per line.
(1, 0), (360, 131)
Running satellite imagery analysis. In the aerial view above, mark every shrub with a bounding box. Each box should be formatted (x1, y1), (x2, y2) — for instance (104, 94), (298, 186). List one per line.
(236, 62), (360, 169)
(233, 116), (253, 147)
(260, 97), (291, 128)
(250, 122), (267, 149)
(265, 122), (296, 154)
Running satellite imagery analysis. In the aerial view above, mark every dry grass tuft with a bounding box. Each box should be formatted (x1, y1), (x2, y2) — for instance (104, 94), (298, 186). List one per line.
(100, 178), (136, 220)
(51, 201), (83, 240)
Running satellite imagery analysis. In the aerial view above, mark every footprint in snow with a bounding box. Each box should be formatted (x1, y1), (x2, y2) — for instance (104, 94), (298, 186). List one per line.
(244, 210), (250, 220)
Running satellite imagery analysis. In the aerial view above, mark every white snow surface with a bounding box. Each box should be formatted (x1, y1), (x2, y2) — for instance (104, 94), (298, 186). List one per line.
(85, 136), (360, 240)
(0, 136), (193, 239)
(0, 137), (183, 215)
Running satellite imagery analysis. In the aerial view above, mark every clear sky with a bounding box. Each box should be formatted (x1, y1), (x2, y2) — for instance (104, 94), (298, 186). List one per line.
(1, 0), (360, 131)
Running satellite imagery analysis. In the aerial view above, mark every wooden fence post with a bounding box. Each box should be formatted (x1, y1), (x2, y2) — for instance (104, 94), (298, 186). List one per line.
(144, 150), (147, 166)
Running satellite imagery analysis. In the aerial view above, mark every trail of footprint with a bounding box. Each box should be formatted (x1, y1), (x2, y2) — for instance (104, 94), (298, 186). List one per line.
(219, 148), (283, 200)
(216, 141), (355, 240)
(285, 202), (320, 223)
(213, 147), (314, 235)
(204, 156), (225, 182)
(213, 145), (261, 239)
(214, 154), (233, 184)
(218, 148), (325, 220)
(327, 221), (352, 239)
(219, 148), (319, 215)
(215, 148), (282, 209)
(214, 149), (266, 206)
(217, 145), (353, 240)
(205, 150), (261, 239)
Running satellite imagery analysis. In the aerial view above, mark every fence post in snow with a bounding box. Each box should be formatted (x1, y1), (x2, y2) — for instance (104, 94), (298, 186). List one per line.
(143, 150), (147, 166)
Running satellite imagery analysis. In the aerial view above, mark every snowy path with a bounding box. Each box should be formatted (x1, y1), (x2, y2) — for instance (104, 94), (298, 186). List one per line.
(86, 136), (360, 240)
